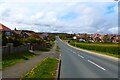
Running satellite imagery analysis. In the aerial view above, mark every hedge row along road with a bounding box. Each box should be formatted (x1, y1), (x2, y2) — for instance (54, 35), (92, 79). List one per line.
(70, 41), (119, 57)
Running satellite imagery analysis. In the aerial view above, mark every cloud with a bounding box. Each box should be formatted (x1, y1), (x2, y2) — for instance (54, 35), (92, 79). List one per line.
(108, 27), (118, 34)
(0, 0), (115, 3)
(0, 1), (118, 34)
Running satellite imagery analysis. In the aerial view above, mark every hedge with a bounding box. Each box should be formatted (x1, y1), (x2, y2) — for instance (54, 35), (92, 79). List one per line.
(70, 42), (119, 55)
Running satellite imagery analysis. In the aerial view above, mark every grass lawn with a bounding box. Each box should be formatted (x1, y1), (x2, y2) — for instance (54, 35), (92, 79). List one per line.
(2, 52), (36, 69)
(69, 41), (119, 58)
(22, 57), (59, 79)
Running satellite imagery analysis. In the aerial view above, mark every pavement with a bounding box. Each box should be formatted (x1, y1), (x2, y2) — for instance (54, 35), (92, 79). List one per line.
(2, 41), (59, 79)
(56, 37), (119, 79)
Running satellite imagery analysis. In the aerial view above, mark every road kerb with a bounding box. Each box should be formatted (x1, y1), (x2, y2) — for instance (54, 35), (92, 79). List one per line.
(55, 59), (61, 80)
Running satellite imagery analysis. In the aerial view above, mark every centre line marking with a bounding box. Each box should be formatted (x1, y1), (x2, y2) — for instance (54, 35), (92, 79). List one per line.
(88, 60), (106, 71)
(60, 54), (61, 57)
(78, 54), (84, 58)
(73, 52), (76, 54)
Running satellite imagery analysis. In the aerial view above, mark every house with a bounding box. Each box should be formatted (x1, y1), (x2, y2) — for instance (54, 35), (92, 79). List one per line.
(14, 29), (35, 38)
(110, 34), (119, 43)
(0, 23), (17, 37)
(31, 33), (42, 39)
(73, 33), (119, 43)
(39, 33), (49, 40)
(90, 33), (102, 42)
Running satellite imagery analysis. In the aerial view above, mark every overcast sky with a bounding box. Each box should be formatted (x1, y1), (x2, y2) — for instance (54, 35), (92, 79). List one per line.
(0, 0), (118, 34)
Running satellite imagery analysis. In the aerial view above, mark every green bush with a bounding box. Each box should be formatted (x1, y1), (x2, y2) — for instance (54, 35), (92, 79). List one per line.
(39, 41), (54, 51)
(2, 35), (24, 46)
(24, 37), (46, 44)
(13, 38), (23, 47)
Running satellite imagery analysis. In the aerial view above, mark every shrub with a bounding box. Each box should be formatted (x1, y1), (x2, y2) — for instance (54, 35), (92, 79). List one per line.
(13, 38), (23, 47)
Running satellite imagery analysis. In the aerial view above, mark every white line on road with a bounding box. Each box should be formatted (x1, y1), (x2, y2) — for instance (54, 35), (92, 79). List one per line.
(60, 54), (61, 57)
(73, 52), (76, 54)
(77, 54), (84, 58)
(72, 51), (84, 58)
(88, 60), (106, 71)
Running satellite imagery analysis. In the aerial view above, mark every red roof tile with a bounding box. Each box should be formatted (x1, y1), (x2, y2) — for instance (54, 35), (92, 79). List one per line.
(0, 23), (11, 31)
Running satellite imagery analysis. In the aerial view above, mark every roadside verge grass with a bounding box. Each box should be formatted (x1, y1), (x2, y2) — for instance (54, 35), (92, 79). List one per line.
(0, 61), (2, 70)
(2, 52), (36, 69)
(56, 43), (60, 53)
(21, 57), (59, 79)
(69, 41), (119, 58)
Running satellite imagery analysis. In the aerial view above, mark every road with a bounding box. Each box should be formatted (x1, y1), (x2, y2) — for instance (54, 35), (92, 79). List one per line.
(56, 37), (119, 79)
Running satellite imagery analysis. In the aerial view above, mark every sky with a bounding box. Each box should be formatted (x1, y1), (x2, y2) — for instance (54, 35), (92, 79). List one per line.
(0, 0), (118, 34)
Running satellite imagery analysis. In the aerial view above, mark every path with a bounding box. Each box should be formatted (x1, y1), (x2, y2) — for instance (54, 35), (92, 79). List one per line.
(2, 41), (59, 79)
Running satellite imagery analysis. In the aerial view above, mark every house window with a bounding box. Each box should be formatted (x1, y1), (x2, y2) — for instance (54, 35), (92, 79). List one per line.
(5, 31), (10, 36)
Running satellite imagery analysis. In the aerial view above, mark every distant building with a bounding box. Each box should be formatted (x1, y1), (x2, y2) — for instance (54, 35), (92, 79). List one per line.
(74, 33), (119, 43)
(14, 29), (35, 38)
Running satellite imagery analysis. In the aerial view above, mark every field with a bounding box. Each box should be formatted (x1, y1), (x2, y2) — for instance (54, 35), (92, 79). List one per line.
(70, 41), (119, 57)
(22, 57), (59, 79)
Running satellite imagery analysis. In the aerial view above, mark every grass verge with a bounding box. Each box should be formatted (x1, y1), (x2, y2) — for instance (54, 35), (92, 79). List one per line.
(69, 41), (119, 58)
(56, 43), (60, 53)
(21, 57), (59, 79)
(2, 52), (36, 69)
(0, 61), (2, 70)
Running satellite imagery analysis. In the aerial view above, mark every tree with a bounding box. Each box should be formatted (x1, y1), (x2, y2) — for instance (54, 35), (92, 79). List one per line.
(103, 35), (111, 43)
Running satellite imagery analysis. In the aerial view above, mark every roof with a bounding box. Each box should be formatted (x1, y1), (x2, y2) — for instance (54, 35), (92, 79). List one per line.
(0, 23), (11, 31)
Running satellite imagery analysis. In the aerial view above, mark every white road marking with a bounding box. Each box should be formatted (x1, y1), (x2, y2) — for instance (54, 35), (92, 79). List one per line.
(78, 54), (84, 58)
(60, 54), (61, 57)
(88, 60), (106, 71)
(72, 51), (84, 58)
(73, 52), (76, 54)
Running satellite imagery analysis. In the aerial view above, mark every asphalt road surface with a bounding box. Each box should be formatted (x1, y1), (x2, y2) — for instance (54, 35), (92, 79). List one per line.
(56, 37), (119, 79)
